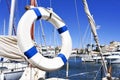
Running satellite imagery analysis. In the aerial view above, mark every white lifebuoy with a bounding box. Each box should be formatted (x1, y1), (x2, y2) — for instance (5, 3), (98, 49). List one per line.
(17, 7), (72, 71)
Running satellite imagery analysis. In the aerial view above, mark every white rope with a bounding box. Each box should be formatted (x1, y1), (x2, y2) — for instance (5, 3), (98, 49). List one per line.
(36, 1), (47, 47)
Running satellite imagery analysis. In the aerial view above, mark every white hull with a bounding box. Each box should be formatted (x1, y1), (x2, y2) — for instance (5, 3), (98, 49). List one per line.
(107, 59), (120, 64)
(0, 62), (46, 80)
(93, 52), (120, 64)
(0, 70), (24, 80)
(106, 52), (120, 64)
(80, 54), (94, 62)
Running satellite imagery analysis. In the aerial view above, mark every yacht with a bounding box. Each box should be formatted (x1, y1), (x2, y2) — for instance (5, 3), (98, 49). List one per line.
(106, 51), (120, 64)
(0, 61), (27, 80)
(92, 51), (120, 64)
(92, 52), (109, 63)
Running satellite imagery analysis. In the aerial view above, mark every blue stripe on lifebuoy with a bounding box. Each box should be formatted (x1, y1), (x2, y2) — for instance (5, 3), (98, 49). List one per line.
(24, 46), (37, 59)
(57, 53), (67, 64)
(57, 26), (68, 34)
(32, 8), (42, 20)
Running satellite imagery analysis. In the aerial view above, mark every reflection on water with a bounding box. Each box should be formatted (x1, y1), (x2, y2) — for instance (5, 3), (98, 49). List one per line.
(46, 57), (120, 80)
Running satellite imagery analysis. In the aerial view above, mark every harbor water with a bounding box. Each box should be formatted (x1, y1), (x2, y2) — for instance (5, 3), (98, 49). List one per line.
(46, 57), (120, 80)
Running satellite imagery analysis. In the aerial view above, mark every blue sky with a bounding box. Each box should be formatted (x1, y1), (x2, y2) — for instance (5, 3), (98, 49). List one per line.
(0, 0), (120, 49)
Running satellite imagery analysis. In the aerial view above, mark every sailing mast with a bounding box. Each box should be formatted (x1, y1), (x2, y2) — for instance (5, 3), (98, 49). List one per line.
(25, 0), (36, 39)
(8, 0), (15, 36)
(30, 0), (36, 40)
(82, 0), (112, 80)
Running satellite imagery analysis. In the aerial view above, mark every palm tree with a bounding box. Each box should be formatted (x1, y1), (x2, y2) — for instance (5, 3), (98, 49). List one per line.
(86, 44), (91, 53)
(91, 44), (95, 50)
(117, 45), (120, 51)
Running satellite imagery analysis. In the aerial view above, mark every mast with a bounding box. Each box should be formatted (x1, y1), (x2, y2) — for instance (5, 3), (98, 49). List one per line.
(8, 0), (15, 36)
(30, 0), (36, 40)
(25, 0), (36, 40)
(82, 0), (112, 79)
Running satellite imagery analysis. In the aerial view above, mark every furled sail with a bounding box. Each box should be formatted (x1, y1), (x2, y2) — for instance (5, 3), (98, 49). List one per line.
(82, 0), (98, 45)
(82, 0), (111, 79)
(0, 36), (26, 61)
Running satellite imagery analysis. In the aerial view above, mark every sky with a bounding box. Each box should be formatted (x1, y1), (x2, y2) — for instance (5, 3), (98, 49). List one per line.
(0, 0), (120, 49)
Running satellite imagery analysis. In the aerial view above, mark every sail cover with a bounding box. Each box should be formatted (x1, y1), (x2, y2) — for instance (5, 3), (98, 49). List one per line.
(83, 0), (100, 45)
(0, 36), (26, 61)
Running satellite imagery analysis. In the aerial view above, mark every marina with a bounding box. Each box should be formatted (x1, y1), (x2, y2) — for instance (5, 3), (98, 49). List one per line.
(46, 57), (120, 80)
(0, 0), (120, 80)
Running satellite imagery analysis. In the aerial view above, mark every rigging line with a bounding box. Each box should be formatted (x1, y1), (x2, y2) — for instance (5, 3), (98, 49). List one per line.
(36, 1), (63, 47)
(82, 23), (90, 48)
(37, 22), (41, 45)
(36, 1), (47, 51)
(53, 28), (55, 46)
(5, 0), (10, 13)
(48, 0), (57, 47)
(74, 0), (80, 30)
(86, 28), (92, 46)
(67, 70), (97, 78)
(40, 21), (47, 47)
(94, 65), (103, 80)
(74, 0), (82, 48)
(49, 0), (57, 47)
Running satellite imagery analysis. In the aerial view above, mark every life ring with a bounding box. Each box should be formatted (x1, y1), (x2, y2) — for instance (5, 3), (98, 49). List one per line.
(17, 7), (72, 71)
